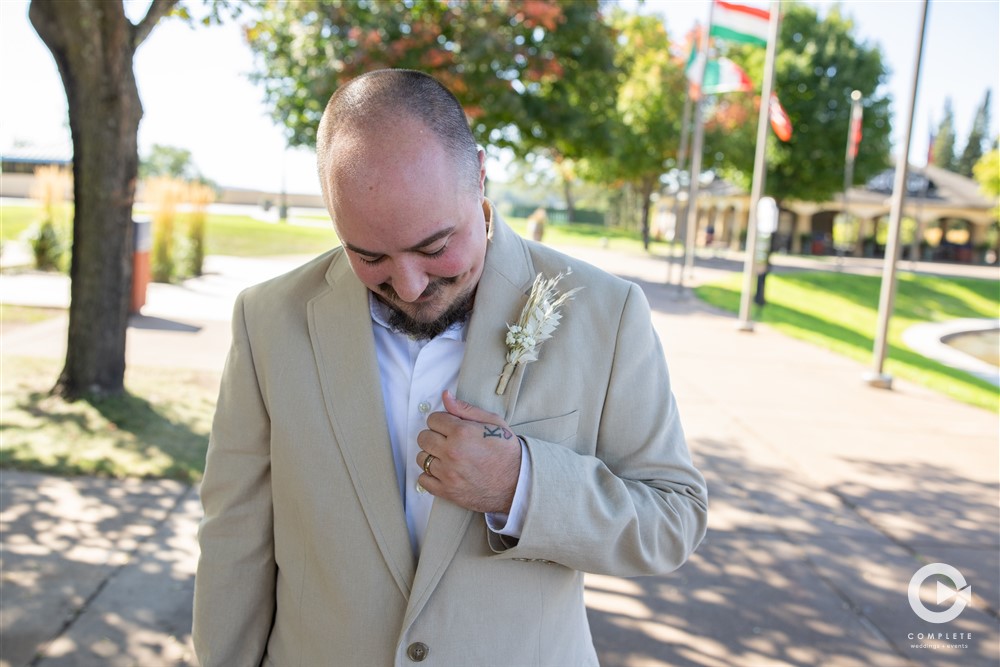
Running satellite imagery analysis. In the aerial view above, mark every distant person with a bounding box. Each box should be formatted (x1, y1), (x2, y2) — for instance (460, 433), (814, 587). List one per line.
(193, 69), (707, 666)
(526, 206), (547, 242)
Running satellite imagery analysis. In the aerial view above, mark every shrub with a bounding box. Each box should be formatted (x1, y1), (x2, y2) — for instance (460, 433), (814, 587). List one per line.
(23, 220), (64, 271)
(144, 178), (214, 281)
(26, 165), (72, 271)
(145, 177), (185, 282)
(185, 183), (214, 277)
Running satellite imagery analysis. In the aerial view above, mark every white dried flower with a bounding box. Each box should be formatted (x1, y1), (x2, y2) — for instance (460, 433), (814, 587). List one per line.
(496, 270), (582, 395)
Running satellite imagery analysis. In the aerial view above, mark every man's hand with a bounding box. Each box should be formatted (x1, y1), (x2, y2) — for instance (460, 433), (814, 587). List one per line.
(416, 391), (521, 514)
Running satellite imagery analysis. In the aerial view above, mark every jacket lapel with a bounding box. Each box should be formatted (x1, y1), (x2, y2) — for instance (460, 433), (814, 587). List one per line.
(404, 206), (535, 627)
(307, 251), (416, 598)
(457, 211), (537, 420)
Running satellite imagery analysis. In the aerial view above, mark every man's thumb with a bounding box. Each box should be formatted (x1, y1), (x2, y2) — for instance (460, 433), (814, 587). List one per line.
(442, 390), (503, 425)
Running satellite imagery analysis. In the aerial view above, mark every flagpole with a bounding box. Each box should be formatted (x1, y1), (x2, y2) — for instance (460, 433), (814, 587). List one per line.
(736, 1), (781, 331)
(679, 2), (715, 291)
(668, 77), (695, 288)
(839, 90), (862, 268)
(865, 0), (930, 388)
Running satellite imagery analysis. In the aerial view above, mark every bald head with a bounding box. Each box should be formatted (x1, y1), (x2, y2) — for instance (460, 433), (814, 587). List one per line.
(317, 69), (481, 211)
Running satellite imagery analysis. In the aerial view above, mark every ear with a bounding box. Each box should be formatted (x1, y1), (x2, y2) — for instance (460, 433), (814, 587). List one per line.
(477, 148), (487, 197)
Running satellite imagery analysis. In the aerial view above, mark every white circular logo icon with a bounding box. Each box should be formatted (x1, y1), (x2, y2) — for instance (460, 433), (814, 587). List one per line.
(908, 563), (971, 623)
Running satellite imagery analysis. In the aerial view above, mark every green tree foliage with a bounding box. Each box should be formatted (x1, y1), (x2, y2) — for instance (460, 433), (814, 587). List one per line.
(973, 148), (1000, 217)
(141, 143), (201, 180)
(957, 90), (992, 177)
(141, 143), (218, 190)
(243, 0), (617, 160)
(580, 11), (687, 248)
(932, 98), (957, 171)
(705, 3), (892, 203)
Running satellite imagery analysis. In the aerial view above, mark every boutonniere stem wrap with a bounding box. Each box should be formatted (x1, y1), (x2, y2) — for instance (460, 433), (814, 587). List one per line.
(496, 270), (582, 395)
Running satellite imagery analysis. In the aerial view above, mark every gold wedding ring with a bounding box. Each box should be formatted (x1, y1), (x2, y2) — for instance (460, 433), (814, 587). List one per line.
(422, 453), (436, 476)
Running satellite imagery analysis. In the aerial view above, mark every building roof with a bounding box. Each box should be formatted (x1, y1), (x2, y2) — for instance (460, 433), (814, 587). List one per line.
(0, 142), (73, 166)
(663, 163), (996, 213)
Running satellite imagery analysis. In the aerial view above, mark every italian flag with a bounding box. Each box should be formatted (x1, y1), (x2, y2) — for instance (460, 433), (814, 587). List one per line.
(686, 52), (754, 94)
(710, 1), (770, 47)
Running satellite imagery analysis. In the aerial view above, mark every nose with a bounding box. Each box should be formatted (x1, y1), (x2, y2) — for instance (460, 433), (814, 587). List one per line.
(390, 259), (430, 303)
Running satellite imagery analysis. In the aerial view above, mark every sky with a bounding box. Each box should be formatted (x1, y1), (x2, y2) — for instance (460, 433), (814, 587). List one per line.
(1, 0), (998, 196)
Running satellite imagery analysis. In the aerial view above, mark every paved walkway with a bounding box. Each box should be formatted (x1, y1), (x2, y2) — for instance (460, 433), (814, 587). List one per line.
(1, 248), (997, 666)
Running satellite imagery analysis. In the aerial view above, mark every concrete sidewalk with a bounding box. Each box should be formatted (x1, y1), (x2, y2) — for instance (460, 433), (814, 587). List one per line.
(1, 249), (997, 666)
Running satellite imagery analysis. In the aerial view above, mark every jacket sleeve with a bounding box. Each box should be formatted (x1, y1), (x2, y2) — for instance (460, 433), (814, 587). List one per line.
(490, 282), (708, 576)
(193, 291), (275, 666)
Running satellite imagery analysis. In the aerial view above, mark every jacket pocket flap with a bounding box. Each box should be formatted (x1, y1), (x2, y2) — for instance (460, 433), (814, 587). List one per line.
(511, 410), (579, 444)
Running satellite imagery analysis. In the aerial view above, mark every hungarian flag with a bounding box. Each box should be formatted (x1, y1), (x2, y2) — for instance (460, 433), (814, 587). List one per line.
(686, 51), (754, 95)
(710, 1), (770, 47)
(769, 93), (792, 141)
(848, 103), (863, 160)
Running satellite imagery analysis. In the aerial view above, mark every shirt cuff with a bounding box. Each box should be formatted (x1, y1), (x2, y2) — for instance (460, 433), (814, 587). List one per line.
(485, 437), (532, 538)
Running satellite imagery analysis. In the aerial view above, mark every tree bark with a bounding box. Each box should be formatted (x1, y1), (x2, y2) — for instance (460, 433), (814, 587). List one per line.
(639, 175), (656, 250)
(561, 174), (575, 223)
(29, 0), (176, 398)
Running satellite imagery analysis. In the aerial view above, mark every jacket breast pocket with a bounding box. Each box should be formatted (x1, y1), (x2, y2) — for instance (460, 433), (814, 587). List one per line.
(511, 410), (579, 446)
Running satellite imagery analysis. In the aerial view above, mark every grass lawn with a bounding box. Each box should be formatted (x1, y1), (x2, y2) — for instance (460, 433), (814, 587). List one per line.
(0, 304), (65, 331)
(175, 214), (674, 259)
(0, 356), (217, 482)
(2, 204), (670, 259)
(695, 271), (1000, 412)
(201, 212), (339, 256)
(1, 203), (73, 241)
(507, 218), (675, 258)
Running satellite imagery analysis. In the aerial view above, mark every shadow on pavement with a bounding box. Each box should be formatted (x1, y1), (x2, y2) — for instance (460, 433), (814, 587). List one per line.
(586, 437), (1000, 667)
(128, 316), (202, 334)
(0, 473), (198, 667)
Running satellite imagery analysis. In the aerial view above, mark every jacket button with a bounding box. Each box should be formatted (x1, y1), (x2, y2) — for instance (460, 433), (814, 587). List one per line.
(407, 642), (429, 662)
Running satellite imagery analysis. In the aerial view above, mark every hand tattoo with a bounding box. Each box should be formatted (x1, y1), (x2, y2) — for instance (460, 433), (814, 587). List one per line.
(483, 425), (514, 440)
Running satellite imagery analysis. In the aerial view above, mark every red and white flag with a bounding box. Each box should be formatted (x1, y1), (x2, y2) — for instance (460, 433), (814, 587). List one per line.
(710, 1), (770, 47)
(769, 93), (792, 142)
(848, 102), (864, 160)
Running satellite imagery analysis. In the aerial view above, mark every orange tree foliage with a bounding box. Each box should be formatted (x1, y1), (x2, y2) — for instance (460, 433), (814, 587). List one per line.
(244, 0), (617, 160)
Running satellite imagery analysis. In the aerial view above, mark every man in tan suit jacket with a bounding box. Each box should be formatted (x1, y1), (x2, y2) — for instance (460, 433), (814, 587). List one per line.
(194, 70), (707, 667)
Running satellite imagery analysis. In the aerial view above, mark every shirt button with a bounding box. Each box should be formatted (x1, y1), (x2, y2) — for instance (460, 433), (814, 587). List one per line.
(407, 642), (429, 661)
(418, 401), (431, 413)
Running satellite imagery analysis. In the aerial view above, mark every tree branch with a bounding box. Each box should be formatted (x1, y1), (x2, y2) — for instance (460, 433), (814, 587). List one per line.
(28, 0), (70, 54)
(132, 0), (180, 49)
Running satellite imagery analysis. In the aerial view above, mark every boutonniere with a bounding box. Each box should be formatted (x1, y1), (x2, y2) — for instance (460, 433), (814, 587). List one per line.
(496, 270), (582, 395)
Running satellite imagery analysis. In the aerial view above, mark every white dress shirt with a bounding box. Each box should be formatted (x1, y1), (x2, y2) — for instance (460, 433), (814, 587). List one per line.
(369, 294), (530, 556)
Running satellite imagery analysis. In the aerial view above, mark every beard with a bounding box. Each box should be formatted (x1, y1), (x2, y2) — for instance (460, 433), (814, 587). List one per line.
(377, 278), (475, 340)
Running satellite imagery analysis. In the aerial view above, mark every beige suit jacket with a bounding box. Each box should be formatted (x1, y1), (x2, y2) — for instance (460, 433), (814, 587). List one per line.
(193, 210), (708, 666)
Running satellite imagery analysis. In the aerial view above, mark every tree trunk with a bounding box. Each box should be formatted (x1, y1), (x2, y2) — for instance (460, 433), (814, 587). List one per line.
(639, 176), (656, 250)
(30, 0), (176, 398)
(561, 176), (575, 223)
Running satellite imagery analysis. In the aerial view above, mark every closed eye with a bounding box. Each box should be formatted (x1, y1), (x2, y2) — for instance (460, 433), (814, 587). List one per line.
(421, 244), (448, 258)
(356, 254), (385, 265)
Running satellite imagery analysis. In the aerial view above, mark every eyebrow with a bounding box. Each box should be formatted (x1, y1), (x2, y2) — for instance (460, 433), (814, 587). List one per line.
(343, 226), (455, 258)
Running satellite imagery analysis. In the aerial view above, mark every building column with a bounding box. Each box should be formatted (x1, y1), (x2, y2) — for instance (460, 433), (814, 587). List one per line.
(791, 211), (811, 254)
(731, 205), (749, 251)
(853, 216), (869, 257)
